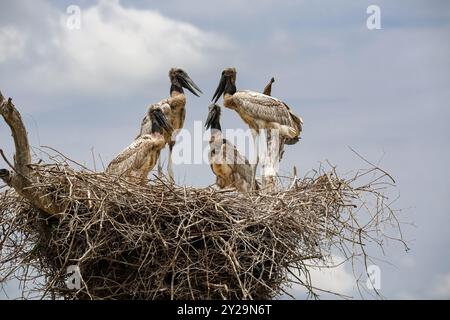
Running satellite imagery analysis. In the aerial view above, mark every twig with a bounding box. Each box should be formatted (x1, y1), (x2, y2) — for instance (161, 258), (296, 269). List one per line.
(348, 146), (396, 183)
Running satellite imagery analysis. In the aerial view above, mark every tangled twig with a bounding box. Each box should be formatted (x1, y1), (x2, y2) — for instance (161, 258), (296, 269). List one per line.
(0, 155), (405, 300)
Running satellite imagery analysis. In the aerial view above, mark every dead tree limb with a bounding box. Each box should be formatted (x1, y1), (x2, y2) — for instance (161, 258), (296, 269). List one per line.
(0, 90), (63, 216)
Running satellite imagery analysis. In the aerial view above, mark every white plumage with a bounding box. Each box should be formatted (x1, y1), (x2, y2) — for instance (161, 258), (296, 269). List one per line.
(106, 134), (166, 185)
(107, 109), (173, 185)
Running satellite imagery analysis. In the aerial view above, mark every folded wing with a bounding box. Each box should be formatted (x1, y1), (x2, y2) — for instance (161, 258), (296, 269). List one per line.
(106, 135), (164, 183)
(232, 91), (302, 138)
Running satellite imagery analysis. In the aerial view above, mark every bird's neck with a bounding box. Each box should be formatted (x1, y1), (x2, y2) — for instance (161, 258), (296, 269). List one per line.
(151, 121), (164, 135)
(211, 120), (222, 132)
(263, 82), (273, 96)
(170, 84), (184, 97)
(223, 94), (236, 109)
(225, 81), (236, 96)
(210, 127), (223, 143)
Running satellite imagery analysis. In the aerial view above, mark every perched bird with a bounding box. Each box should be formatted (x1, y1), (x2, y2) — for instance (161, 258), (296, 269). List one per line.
(107, 109), (173, 185)
(138, 68), (202, 181)
(205, 104), (257, 192)
(263, 77), (275, 96)
(211, 68), (303, 188)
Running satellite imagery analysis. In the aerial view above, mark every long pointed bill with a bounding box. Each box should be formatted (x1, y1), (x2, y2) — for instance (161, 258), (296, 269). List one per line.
(179, 74), (202, 97)
(212, 75), (226, 103)
(205, 104), (220, 129)
(152, 109), (173, 134)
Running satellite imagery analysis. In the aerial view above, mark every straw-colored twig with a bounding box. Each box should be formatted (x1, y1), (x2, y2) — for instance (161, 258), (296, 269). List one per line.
(0, 154), (405, 300)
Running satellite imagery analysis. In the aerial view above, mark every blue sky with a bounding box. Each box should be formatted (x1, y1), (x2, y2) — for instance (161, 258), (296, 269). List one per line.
(1, 0), (450, 299)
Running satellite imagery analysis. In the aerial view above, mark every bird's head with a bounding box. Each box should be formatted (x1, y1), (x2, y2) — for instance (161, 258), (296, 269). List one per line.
(205, 104), (222, 130)
(149, 108), (173, 135)
(212, 67), (237, 103)
(169, 68), (203, 97)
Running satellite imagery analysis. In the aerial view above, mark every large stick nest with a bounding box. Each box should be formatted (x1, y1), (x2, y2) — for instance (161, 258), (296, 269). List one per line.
(0, 156), (404, 300)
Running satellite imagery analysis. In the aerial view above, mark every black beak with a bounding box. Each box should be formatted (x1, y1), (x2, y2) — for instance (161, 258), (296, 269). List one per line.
(212, 74), (226, 103)
(205, 104), (221, 129)
(178, 73), (202, 97)
(151, 109), (173, 134)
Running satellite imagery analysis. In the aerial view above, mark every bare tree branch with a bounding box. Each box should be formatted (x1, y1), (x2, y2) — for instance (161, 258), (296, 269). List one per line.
(0, 90), (63, 216)
(0, 93), (31, 175)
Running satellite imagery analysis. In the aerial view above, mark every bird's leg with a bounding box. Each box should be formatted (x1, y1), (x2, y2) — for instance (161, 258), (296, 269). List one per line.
(263, 130), (273, 191)
(250, 129), (259, 191)
(167, 142), (175, 183)
(263, 129), (279, 192)
(157, 155), (163, 177)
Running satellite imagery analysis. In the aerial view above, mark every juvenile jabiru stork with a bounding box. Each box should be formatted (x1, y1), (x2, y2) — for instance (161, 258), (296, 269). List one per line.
(211, 68), (303, 188)
(138, 68), (202, 181)
(205, 104), (257, 192)
(107, 109), (173, 185)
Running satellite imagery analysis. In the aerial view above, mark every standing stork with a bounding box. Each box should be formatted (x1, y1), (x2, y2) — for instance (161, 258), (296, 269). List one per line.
(205, 104), (257, 192)
(211, 68), (303, 189)
(138, 68), (202, 182)
(107, 109), (173, 185)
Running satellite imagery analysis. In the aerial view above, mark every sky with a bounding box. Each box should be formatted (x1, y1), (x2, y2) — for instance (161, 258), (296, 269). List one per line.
(1, 0), (450, 299)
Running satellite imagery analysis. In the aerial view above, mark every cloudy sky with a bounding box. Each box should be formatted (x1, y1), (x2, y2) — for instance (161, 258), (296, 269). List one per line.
(1, 0), (449, 299)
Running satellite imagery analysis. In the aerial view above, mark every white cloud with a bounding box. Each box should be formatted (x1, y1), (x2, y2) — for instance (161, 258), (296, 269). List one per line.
(5, 0), (231, 96)
(431, 272), (450, 299)
(289, 255), (356, 299)
(0, 26), (26, 62)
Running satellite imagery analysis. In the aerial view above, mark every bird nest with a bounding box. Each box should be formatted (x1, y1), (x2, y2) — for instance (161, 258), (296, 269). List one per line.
(0, 155), (405, 300)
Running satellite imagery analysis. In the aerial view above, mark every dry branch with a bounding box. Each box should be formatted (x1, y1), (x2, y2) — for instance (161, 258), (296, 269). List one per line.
(0, 161), (404, 299)
(0, 91), (406, 300)
(1, 91), (63, 215)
